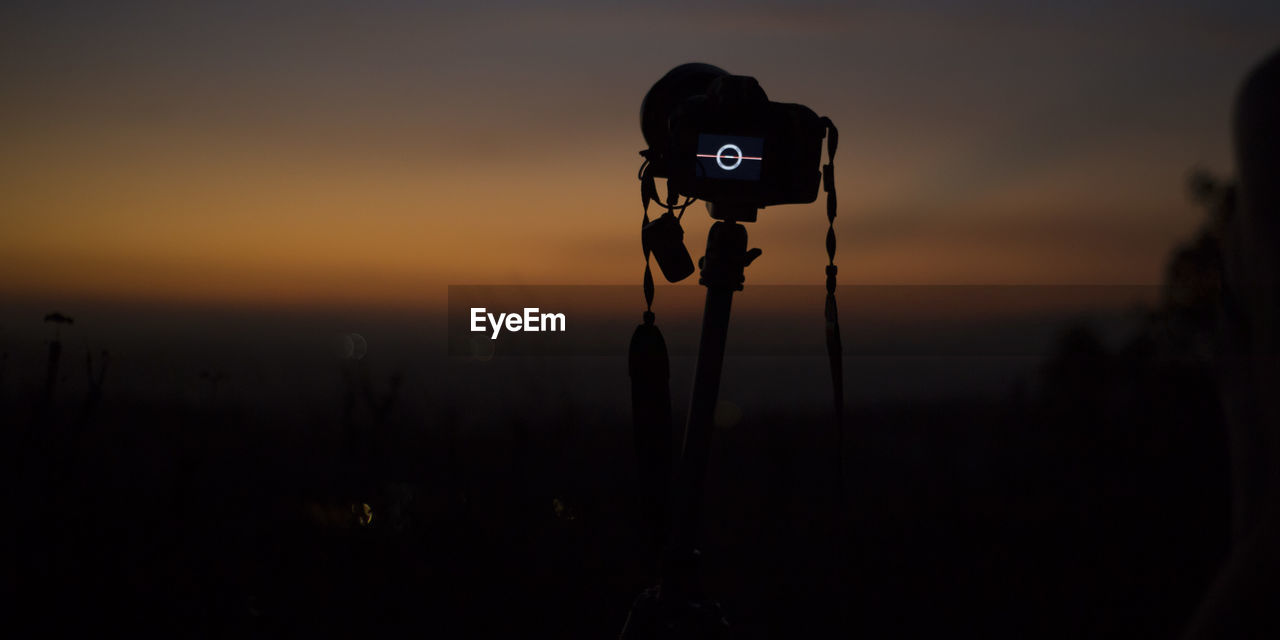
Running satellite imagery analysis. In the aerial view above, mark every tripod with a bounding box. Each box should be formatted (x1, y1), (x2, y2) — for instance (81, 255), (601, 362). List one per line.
(622, 202), (760, 639)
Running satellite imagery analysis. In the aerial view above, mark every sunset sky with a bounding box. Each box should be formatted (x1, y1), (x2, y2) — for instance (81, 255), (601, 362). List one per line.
(2, 1), (1277, 310)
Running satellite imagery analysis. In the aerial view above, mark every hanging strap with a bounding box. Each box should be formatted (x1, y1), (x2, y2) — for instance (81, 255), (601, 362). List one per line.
(640, 160), (659, 317)
(820, 118), (845, 497)
(630, 158), (674, 553)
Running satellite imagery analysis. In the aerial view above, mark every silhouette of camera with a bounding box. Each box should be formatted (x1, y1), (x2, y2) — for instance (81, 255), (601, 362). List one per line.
(641, 63), (827, 210)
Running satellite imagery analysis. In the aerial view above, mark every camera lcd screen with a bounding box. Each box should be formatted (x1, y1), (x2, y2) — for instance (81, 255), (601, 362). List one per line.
(696, 134), (764, 181)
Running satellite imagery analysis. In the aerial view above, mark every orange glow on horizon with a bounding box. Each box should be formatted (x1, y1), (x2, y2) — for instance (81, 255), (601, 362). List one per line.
(2, 3), (1269, 312)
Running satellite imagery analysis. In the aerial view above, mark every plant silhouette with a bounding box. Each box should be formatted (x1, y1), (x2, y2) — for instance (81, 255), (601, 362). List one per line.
(39, 311), (73, 416)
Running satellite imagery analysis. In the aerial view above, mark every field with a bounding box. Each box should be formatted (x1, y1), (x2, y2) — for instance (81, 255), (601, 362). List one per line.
(8, 301), (1229, 637)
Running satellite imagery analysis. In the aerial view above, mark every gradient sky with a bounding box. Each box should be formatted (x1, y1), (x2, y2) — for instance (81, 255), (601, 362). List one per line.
(2, 0), (1277, 310)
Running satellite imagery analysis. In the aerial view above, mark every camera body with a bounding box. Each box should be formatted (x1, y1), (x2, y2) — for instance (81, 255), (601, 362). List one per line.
(642, 66), (827, 211)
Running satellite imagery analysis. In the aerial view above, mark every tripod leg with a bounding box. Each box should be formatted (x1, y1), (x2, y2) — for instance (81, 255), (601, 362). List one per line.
(667, 219), (750, 598)
(623, 217), (751, 639)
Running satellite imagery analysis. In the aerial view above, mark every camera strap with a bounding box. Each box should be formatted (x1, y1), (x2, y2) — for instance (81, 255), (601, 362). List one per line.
(821, 117), (846, 492)
(629, 159), (675, 550)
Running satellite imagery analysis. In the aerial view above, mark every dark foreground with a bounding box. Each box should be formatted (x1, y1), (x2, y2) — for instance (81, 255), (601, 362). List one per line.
(12, 349), (1228, 638)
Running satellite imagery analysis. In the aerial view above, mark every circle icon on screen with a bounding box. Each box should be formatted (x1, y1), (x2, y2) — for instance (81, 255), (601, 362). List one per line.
(716, 144), (747, 171)
(715, 144), (744, 171)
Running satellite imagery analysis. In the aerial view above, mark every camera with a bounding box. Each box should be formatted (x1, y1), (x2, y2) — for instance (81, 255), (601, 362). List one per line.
(641, 63), (828, 210)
